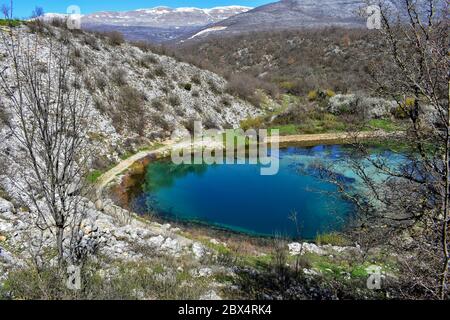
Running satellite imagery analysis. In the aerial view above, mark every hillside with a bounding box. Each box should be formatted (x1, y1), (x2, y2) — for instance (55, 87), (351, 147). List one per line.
(173, 28), (383, 96)
(0, 22), (259, 175)
(180, 0), (370, 40)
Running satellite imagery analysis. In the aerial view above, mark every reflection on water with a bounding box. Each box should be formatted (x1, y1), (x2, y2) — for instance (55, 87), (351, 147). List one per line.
(125, 145), (406, 238)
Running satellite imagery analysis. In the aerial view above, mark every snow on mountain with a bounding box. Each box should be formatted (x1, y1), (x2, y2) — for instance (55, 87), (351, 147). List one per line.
(43, 6), (252, 28)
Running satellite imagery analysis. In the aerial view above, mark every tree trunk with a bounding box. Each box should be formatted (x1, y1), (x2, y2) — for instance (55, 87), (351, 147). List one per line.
(441, 81), (450, 300)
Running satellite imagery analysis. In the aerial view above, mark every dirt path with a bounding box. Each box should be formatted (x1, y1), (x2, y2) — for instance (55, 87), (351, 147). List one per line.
(95, 141), (173, 198)
(96, 130), (401, 198)
(266, 130), (402, 144)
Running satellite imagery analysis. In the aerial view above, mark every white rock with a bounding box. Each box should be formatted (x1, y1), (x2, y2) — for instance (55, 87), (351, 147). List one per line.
(200, 290), (222, 300)
(192, 243), (206, 259)
(288, 242), (326, 256)
(161, 237), (181, 254)
(148, 235), (165, 248)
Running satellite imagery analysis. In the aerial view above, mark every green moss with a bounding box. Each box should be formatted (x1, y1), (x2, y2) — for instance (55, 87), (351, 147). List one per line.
(87, 170), (103, 184)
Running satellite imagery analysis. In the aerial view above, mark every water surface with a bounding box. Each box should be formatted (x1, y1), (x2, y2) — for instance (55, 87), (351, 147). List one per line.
(128, 145), (404, 238)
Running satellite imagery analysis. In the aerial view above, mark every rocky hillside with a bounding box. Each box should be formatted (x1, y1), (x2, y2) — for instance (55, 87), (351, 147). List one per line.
(0, 23), (259, 172)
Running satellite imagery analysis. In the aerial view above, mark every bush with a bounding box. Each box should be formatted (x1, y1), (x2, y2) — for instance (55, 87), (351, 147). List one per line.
(168, 94), (181, 107)
(221, 96), (231, 107)
(307, 90), (318, 101)
(106, 31), (125, 46)
(315, 232), (348, 246)
(111, 68), (128, 87)
(183, 83), (192, 91)
(191, 75), (201, 85)
(139, 54), (158, 68)
(84, 35), (100, 50)
(326, 89), (336, 98)
(151, 97), (165, 111)
(0, 103), (10, 127)
(393, 97), (415, 119)
(112, 86), (146, 135)
(154, 66), (166, 78)
(240, 117), (265, 131)
(94, 74), (107, 91)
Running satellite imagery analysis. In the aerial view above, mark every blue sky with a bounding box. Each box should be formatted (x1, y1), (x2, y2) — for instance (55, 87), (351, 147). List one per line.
(3, 0), (274, 18)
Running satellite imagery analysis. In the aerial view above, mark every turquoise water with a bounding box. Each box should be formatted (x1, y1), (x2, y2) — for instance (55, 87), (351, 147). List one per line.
(129, 145), (405, 238)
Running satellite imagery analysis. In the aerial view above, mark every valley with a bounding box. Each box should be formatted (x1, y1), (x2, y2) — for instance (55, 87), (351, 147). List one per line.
(0, 0), (448, 302)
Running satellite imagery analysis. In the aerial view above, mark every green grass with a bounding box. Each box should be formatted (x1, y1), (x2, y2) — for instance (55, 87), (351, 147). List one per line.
(0, 19), (23, 27)
(87, 170), (103, 184)
(315, 232), (349, 246)
(367, 119), (403, 132)
(271, 114), (348, 135)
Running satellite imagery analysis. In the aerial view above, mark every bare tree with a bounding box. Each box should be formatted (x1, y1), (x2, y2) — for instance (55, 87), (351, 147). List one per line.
(31, 6), (44, 19)
(0, 26), (94, 268)
(327, 0), (449, 299)
(1, 4), (10, 19)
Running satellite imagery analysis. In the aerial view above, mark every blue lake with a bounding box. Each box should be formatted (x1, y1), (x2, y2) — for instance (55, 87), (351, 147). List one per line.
(128, 145), (404, 238)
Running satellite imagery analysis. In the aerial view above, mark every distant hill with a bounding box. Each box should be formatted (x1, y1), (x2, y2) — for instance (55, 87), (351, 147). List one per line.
(179, 0), (414, 41)
(42, 6), (252, 43)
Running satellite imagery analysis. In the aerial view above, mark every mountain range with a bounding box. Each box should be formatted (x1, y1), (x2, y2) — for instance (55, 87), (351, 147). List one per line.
(42, 0), (413, 43)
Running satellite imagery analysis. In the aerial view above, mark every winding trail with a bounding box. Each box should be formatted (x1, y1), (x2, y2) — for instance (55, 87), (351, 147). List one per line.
(96, 130), (402, 198)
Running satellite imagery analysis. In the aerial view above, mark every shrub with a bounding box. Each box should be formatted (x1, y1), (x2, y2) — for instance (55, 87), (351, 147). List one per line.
(151, 97), (165, 111)
(144, 71), (155, 80)
(191, 90), (200, 98)
(183, 117), (200, 134)
(183, 83), (192, 91)
(94, 74), (107, 91)
(106, 31), (124, 46)
(315, 232), (348, 246)
(84, 35), (100, 50)
(191, 74), (201, 85)
(208, 79), (221, 95)
(393, 97), (415, 119)
(204, 117), (220, 129)
(240, 117), (265, 131)
(111, 68), (128, 87)
(154, 66), (166, 78)
(49, 18), (65, 28)
(307, 90), (318, 101)
(139, 54), (158, 68)
(151, 114), (173, 132)
(168, 94), (181, 107)
(112, 86), (146, 135)
(0, 103), (10, 127)
(326, 89), (336, 98)
(221, 96), (231, 107)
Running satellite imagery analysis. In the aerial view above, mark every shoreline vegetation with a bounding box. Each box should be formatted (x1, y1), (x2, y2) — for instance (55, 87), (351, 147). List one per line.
(95, 130), (404, 243)
(96, 130), (404, 197)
